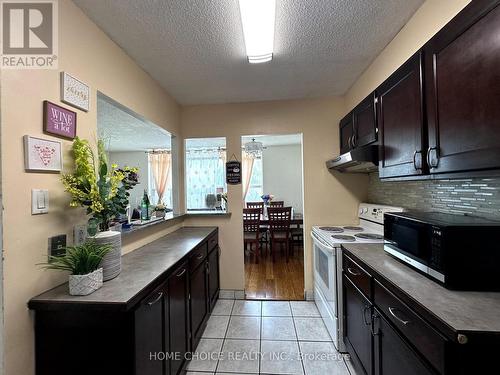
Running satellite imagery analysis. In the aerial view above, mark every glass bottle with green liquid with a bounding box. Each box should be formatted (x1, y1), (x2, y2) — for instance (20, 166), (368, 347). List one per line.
(140, 190), (150, 221)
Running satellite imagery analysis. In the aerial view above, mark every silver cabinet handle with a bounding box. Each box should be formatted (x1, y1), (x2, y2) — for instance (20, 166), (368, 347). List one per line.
(427, 146), (439, 168)
(352, 133), (357, 148)
(176, 268), (186, 277)
(347, 267), (361, 276)
(147, 291), (163, 306)
(363, 305), (371, 326)
(196, 253), (204, 260)
(388, 307), (410, 325)
(413, 150), (422, 170)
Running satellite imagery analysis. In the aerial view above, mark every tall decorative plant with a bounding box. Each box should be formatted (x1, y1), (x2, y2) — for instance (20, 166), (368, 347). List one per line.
(61, 137), (139, 232)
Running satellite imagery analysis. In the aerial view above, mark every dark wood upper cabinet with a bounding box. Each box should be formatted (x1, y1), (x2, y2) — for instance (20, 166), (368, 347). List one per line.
(353, 92), (378, 149)
(424, 0), (500, 175)
(377, 52), (426, 179)
(340, 113), (355, 154)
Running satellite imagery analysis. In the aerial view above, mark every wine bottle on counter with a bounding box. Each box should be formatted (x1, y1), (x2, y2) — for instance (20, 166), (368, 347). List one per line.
(140, 190), (150, 221)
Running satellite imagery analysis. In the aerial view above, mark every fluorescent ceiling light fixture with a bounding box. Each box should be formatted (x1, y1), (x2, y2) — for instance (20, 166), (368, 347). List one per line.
(238, 0), (276, 64)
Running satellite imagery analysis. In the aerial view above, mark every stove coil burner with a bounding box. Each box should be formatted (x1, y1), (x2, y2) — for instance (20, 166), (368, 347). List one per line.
(319, 226), (344, 233)
(343, 226), (364, 231)
(331, 235), (356, 242)
(355, 233), (384, 240)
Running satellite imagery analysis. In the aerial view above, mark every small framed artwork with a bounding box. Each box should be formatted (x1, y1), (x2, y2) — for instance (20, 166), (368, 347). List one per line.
(60, 72), (90, 112)
(24, 135), (62, 172)
(43, 100), (77, 139)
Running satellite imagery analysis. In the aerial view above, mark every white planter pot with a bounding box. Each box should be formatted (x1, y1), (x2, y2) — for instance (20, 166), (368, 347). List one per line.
(93, 230), (122, 281)
(69, 268), (103, 296)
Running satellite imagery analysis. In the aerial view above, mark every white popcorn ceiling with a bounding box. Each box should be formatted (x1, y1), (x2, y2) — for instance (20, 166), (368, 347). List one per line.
(74, 0), (424, 105)
(97, 95), (171, 152)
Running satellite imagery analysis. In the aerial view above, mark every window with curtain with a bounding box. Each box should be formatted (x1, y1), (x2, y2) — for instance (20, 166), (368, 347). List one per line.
(245, 157), (263, 202)
(185, 138), (227, 210)
(148, 153), (173, 208)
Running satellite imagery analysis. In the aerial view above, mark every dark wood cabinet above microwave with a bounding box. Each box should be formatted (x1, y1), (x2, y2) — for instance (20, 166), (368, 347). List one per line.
(424, 0), (500, 176)
(339, 92), (378, 155)
(341, 0), (500, 180)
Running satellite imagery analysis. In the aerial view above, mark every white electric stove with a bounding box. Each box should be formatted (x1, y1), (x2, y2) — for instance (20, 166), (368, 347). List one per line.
(311, 203), (404, 352)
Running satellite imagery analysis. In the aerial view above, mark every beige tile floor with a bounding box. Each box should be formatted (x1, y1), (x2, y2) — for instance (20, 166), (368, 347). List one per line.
(185, 299), (355, 375)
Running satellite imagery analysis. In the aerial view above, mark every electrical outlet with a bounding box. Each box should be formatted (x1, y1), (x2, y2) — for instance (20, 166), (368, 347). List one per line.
(48, 235), (67, 257)
(74, 224), (87, 246)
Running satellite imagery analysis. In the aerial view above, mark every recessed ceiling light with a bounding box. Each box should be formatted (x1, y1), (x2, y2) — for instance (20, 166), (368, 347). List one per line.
(238, 0), (276, 64)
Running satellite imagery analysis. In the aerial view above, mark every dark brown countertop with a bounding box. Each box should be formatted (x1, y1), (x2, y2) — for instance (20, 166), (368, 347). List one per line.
(29, 226), (217, 312)
(342, 243), (500, 336)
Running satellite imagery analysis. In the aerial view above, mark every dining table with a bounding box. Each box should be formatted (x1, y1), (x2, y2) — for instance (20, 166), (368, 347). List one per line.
(259, 214), (304, 226)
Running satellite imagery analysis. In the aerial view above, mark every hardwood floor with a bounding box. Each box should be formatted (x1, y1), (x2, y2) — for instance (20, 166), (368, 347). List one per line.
(244, 244), (305, 300)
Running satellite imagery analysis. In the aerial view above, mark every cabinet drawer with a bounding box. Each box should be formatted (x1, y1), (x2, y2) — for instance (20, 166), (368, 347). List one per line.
(374, 280), (446, 374)
(208, 233), (218, 252)
(190, 243), (208, 270)
(343, 254), (372, 298)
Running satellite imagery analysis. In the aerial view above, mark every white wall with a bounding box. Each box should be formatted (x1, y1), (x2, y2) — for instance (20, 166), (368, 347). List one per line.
(109, 151), (149, 209)
(263, 144), (304, 214)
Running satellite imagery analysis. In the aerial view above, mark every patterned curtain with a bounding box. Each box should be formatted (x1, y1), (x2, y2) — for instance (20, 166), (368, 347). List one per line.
(186, 149), (225, 209)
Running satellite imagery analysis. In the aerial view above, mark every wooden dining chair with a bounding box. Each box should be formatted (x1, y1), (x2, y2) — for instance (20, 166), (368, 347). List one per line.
(269, 201), (284, 207)
(246, 201), (268, 249)
(267, 207), (292, 262)
(243, 208), (262, 263)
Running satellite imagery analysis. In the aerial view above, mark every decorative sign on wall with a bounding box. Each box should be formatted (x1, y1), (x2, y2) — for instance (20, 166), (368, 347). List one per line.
(226, 160), (242, 185)
(60, 72), (90, 112)
(43, 101), (77, 139)
(24, 135), (62, 172)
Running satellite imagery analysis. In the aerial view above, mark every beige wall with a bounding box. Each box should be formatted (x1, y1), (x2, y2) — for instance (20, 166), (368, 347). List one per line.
(181, 98), (369, 291)
(344, 0), (471, 112)
(0, 1), (183, 374)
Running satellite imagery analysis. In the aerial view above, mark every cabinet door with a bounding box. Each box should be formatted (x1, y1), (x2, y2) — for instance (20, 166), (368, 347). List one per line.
(135, 287), (165, 375)
(353, 92), (378, 149)
(168, 263), (189, 375)
(340, 113), (355, 154)
(344, 275), (373, 375)
(425, 1), (500, 174)
(190, 262), (209, 348)
(373, 309), (434, 375)
(208, 246), (220, 311)
(378, 52), (426, 179)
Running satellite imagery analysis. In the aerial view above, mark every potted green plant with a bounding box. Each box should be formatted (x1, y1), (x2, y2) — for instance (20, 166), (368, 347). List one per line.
(61, 137), (139, 281)
(40, 241), (111, 296)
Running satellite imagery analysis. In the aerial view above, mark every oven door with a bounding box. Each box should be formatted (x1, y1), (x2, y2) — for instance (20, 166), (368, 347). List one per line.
(311, 231), (337, 317)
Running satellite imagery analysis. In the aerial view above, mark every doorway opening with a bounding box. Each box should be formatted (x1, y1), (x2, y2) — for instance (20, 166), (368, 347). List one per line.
(242, 134), (305, 300)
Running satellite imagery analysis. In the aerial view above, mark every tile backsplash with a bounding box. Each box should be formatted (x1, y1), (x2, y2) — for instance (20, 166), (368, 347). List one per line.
(368, 173), (500, 220)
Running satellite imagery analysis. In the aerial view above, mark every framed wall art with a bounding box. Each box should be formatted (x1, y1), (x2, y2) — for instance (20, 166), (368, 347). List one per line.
(43, 100), (77, 139)
(24, 135), (62, 172)
(60, 72), (90, 112)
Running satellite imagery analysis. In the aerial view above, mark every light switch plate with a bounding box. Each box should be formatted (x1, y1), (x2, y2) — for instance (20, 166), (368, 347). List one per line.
(32, 189), (49, 214)
(74, 224), (87, 246)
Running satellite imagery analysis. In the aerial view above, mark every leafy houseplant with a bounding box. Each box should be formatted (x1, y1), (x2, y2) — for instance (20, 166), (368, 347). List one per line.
(40, 241), (112, 296)
(61, 137), (139, 232)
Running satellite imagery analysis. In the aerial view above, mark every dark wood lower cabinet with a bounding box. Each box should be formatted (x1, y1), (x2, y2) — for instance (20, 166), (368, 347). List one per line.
(207, 246), (220, 311)
(30, 228), (219, 375)
(168, 263), (189, 375)
(190, 257), (209, 349)
(344, 275), (373, 375)
(135, 284), (167, 375)
(373, 308), (435, 375)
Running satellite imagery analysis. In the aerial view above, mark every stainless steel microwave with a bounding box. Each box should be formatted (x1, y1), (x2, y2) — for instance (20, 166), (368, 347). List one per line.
(383, 211), (500, 291)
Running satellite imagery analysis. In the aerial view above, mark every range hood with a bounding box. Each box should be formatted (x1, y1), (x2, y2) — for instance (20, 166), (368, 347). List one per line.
(326, 145), (379, 173)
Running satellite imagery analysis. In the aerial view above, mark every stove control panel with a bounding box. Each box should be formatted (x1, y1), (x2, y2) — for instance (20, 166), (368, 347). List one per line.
(358, 203), (404, 224)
